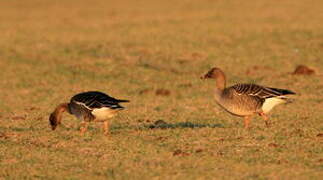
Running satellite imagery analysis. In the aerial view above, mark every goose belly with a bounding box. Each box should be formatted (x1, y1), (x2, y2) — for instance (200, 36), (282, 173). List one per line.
(214, 90), (260, 116)
(216, 100), (255, 117)
(91, 108), (117, 121)
(261, 97), (286, 114)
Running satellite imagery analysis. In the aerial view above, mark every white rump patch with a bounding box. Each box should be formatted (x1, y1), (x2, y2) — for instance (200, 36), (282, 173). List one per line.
(91, 107), (117, 121)
(262, 97), (286, 114)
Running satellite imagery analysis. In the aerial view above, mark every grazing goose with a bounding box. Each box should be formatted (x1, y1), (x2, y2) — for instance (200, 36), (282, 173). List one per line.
(201, 67), (295, 128)
(49, 91), (129, 135)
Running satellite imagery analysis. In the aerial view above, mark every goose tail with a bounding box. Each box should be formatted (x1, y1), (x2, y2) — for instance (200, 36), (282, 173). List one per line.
(116, 99), (130, 103)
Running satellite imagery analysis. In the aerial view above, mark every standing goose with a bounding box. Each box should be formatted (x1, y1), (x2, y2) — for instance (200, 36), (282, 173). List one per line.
(201, 67), (295, 128)
(49, 91), (129, 135)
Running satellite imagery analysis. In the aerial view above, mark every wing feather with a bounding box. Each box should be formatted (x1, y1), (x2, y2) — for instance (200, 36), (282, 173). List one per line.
(232, 84), (295, 99)
(71, 91), (129, 110)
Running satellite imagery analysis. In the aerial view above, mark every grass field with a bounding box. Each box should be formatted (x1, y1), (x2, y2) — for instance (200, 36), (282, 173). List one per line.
(0, 0), (323, 179)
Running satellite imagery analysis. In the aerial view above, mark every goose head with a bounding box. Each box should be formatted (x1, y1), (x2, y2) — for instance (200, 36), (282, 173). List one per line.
(49, 103), (69, 130)
(201, 67), (226, 90)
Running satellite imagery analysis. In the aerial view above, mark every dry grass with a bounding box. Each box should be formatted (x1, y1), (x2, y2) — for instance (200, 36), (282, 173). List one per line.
(0, 0), (323, 179)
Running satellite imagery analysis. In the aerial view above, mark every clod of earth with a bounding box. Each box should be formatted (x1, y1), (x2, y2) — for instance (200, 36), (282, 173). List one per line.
(292, 65), (316, 75)
(155, 89), (171, 96)
(0, 132), (8, 139)
(195, 149), (203, 153)
(11, 116), (26, 121)
(173, 149), (190, 156)
(156, 136), (168, 141)
(268, 143), (280, 148)
(24, 107), (40, 111)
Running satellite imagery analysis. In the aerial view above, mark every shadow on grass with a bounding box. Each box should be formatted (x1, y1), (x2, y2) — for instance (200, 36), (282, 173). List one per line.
(110, 120), (224, 132)
(146, 121), (224, 129)
(0, 122), (223, 134)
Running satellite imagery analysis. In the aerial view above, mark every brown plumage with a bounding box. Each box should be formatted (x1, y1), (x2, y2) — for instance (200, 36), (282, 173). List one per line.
(201, 67), (295, 128)
(49, 91), (129, 135)
(49, 103), (69, 130)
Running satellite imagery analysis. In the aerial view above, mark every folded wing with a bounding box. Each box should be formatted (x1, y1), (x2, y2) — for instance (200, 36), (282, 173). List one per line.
(232, 84), (296, 99)
(71, 91), (130, 110)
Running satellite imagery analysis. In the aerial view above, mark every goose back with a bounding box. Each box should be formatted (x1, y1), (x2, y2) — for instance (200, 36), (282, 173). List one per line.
(68, 91), (129, 121)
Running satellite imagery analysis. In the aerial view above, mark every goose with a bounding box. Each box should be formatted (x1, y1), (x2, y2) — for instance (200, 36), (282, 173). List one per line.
(49, 91), (129, 135)
(201, 67), (295, 128)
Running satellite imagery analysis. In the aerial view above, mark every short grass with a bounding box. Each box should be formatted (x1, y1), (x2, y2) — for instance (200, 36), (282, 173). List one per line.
(0, 0), (323, 179)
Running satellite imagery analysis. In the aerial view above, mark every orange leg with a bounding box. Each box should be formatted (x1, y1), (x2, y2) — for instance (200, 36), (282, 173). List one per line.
(244, 116), (252, 129)
(259, 112), (270, 127)
(103, 121), (109, 135)
(80, 121), (89, 135)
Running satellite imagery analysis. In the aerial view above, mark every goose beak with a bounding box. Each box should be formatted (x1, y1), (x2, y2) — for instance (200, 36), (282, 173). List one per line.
(200, 72), (212, 79)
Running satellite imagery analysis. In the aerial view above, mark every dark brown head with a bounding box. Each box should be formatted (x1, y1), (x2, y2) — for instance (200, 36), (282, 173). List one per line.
(201, 67), (225, 79)
(49, 113), (58, 130)
(201, 67), (226, 90)
(49, 103), (68, 130)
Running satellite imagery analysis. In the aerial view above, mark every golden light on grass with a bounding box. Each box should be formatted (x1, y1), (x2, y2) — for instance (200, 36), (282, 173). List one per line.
(0, 0), (322, 179)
